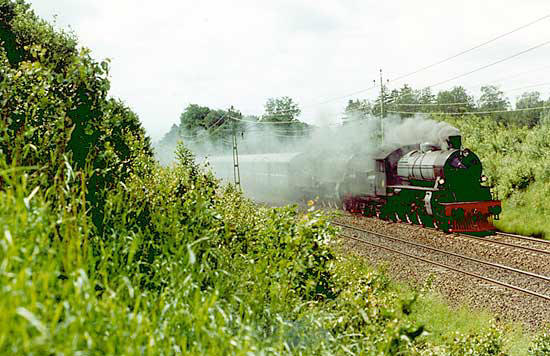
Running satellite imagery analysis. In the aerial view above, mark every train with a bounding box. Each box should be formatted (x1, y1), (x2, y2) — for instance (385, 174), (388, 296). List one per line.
(207, 134), (501, 234)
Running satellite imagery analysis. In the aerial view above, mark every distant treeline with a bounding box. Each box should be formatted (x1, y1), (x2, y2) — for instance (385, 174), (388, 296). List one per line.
(344, 84), (550, 127)
(156, 97), (310, 157)
(158, 85), (550, 154)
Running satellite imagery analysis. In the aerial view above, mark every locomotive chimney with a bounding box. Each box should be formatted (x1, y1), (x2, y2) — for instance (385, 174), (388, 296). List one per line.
(447, 135), (462, 149)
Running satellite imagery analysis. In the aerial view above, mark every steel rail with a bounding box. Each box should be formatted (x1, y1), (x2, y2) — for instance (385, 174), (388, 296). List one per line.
(339, 232), (550, 302)
(495, 231), (550, 245)
(456, 232), (550, 256)
(343, 216), (550, 256)
(334, 222), (550, 283)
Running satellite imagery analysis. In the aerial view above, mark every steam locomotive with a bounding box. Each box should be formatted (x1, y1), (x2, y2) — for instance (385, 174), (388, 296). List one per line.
(207, 134), (501, 234)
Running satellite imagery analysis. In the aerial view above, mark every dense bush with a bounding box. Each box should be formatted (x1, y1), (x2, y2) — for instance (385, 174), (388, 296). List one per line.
(529, 332), (550, 356)
(0, 149), (402, 354)
(0, 0), (152, 232)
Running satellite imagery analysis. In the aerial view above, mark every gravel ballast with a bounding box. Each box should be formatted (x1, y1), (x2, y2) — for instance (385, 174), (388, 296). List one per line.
(333, 212), (550, 330)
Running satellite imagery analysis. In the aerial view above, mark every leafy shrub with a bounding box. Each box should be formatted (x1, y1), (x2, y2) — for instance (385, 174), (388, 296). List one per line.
(443, 327), (506, 356)
(0, 0), (152, 232)
(529, 332), (550, 356)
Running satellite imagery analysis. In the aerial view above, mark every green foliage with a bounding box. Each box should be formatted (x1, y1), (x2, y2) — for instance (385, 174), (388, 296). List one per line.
(529, 332), (550, 356)
(260, 96), (309, 139)
(0, 0), (152, 232)
(177, 104), (244, 138)
(0, 149), (333, 353)
(343, 82), (549, 124)
(440, 328), (506, 356)
(262, 96), (301, 122)
(514, 91), (546, 127)
(343, 98), (372, 122)
(162, 104), (245, 148)
(385, 84), (423, 117)
(179, 103), (213, 133)
(155, 99), (310, 162)
(478, 85), (510, 114)
(435, 86), (476, 113)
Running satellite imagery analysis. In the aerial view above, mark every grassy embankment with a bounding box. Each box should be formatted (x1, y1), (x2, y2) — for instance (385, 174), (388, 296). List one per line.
(442, 116), (550, 238)
(1, 1), (549, 354)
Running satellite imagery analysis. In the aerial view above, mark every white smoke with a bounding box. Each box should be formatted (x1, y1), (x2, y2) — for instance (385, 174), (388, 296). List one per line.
(155, 113), (460, 203)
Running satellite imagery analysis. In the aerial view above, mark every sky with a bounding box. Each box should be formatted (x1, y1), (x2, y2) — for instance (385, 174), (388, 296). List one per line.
(27, 0), (550, 140)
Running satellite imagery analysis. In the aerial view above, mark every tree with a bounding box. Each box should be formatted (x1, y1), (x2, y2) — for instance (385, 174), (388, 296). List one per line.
(176, 104), (246, 144)
(343, 99), (372, 124)
(417, 87), (436, 107)
(515, 91), (545, 127)
(435, 86), (475, 114)
(477, 85), (509, 111)
(261, 96), (307, 138)
(179, 104), (212, 135)
(386, 84), (419, 117)
(262, 96), (301, 122)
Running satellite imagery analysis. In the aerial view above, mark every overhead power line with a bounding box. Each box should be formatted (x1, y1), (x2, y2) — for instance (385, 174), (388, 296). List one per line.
(380, 43), (550, 106)
(380, 77), (550, 107)
(506, 82), (550, 93)
(312, 85), (378, 106)
(395, 101), (483, 107)
(316, 13), (550, 105)
(177, 14), (550, 131)
(320, 14), (550, 105)
(388, 105), (549, 116)
(178, 112), (230, 141)
(463, 63), (550, 91)
(228, 115), (303, 125)
(390, 13), (550, 84)
(427, 39), (550, 88)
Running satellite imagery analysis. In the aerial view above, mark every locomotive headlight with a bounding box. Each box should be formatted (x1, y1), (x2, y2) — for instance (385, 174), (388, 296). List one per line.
(438, 178), (445, 185)
(481, 175), (488, 182)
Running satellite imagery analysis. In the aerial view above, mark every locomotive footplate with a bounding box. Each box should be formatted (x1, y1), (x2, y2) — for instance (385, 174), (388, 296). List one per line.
(440, 200), (501, 233)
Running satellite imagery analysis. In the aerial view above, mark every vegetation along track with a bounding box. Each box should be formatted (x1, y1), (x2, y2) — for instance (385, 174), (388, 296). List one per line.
(332, 215), (550, 328)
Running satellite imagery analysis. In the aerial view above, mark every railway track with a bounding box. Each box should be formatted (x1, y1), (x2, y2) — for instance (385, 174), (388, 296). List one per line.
(333, 221), (550, 302)
(334, 212), (550, 256)
(496, 231), (550, 243)
(443, 229), (550, 256)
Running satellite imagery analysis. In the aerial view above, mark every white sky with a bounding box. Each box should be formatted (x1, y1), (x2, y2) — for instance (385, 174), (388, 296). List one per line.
(28, 0), (550, 140)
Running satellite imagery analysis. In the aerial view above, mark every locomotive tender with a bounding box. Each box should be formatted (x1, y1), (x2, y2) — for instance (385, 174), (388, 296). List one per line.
(207, 134), (501, 234)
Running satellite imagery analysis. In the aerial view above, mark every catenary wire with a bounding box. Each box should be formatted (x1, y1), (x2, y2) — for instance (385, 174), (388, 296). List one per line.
(426, 39), (550, 88)
(389, 13), (550, 84)
(387, 104), (548, 115)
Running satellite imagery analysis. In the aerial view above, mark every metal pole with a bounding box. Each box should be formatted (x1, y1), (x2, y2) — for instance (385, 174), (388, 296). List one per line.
(231, 111), (241, 190)
(379, 68), (384, 143)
